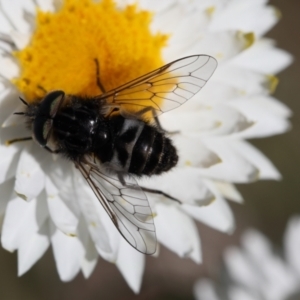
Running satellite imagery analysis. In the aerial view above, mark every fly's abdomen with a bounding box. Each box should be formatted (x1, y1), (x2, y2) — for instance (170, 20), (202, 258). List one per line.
(129, 125), (178, 176)
(103, 116), (178, 176)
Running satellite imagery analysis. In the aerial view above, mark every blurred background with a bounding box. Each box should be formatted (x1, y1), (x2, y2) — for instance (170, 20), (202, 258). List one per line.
(0, 1), (299, 299)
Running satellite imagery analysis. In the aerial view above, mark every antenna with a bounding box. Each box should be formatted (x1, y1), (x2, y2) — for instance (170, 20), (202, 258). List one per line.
(19, 97), (28, 106)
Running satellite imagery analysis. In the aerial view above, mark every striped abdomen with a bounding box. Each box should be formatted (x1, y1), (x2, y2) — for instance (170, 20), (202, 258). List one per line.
(108, 116), (178, 176)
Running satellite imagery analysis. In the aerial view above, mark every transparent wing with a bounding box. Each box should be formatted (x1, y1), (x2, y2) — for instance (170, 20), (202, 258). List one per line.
(75, 155), (156, 254)
(97, 55), (217, 115)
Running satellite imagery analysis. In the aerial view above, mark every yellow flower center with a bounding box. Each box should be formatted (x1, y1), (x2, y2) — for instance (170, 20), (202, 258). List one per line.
(13, 0), (168, 103)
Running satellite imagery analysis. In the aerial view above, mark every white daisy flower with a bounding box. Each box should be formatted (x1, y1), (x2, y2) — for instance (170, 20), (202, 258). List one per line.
(194, 216), (300, 300)
(0, 0), (292, 293)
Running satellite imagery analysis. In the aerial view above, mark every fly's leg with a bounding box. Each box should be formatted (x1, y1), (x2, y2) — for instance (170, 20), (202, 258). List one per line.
(44, 146), (61, 154)
(140, 186), (182, 204)
(94, 58), (106, 94)
(5, 137), (32, 146)
(6, 137), (61, 154)
(37, 85), (47, 93)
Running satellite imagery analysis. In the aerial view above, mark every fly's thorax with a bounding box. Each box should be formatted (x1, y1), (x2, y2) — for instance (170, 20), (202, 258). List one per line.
(53, 107), (106, 156)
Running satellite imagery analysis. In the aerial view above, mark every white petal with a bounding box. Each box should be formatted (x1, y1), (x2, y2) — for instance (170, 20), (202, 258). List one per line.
(35, 0), (56, 12)
(138, 0), (173, 13)
(0, 56), (19, 80)
(0, 8), (13, 33)
(156, 203), (201, 263)
(77, 219), (98, 279)
(0, 87), (20, 126)
(186, 31), (254, 63)
(155, 5), (198, 55)
(0, 144), (20, 185)
(46, 158), (78, 200)
(284, 216), (300, 277)
(184, 181), (235, 234)
(18, 219), (50, 276)
(74, 178), (114, 257)
(173, 135), (221, 168)
(140, 168), (215, 206)
(224, 246), (261, 290)
(196, 81), (244, 106)
(234, 39), (293, 74)
(160, 105), (253, 136)
(211, 0), (278, 37)
(10, 30), (31, 49)
(213, 181), (243, 203)
(0, 81), (5, 93)
(0, 125), (30, 152)
(1, 193), (48, 252)
(15, 144), (46, 201)
(116, 236), (145, 294)
(228, 286), (258, 300)
(229, 140), (281, 180)
(199, 139), (259, 183)
(80, 242), (98, 279)
(48, 160), (116, 258)
(160, 5), (215, 61)
(45, 177), (79, 235)
(259, 256), (298, 300)
(241, 229), (272, 262)
(2, 102), (27, 127)
(239, 230), (299, 299)
(0, 0), (35, 33)
(50, 221), (83, 281)
(0, 178), (15, 215)
(0, 43), (9, 54)
(229, 96), (291, 138)
(194, 279), (221, 300)
(213, 64), (269, 96)
(243, 95), (291, 118)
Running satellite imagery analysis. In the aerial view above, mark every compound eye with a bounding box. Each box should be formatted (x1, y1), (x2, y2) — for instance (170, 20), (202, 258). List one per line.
(33, 117), (53, 147)
(39, 90), (65, 118)
(33, 90), (65, 147)
(43, 119), (53, 142)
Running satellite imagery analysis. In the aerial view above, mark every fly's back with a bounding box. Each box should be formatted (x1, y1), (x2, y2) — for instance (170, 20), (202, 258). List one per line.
(27, 90), (178, 177)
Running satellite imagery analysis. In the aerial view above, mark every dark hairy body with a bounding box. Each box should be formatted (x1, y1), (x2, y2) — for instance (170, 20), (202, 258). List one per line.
(26, 92), (178, 177)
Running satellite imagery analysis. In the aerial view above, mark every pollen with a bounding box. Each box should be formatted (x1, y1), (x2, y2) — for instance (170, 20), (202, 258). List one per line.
(13, 0), (168, 103)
